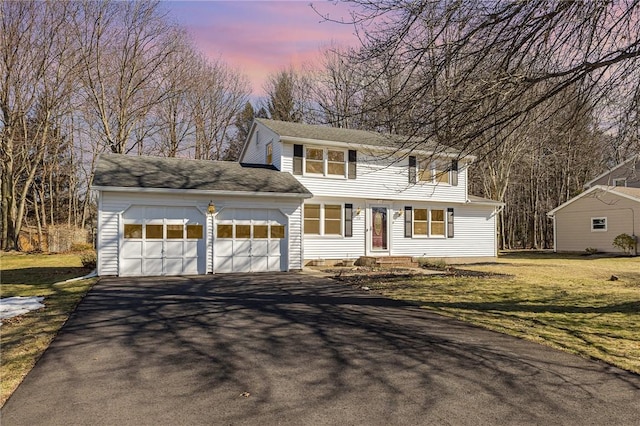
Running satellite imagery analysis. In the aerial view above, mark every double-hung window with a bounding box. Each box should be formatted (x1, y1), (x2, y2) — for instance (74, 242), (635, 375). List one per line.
(304, 147), (347, 177)
(412, 208), (447, 237)
(304, 204), (343, 236)
(591, 217), (607, 232)
(419, 160), (450, 184)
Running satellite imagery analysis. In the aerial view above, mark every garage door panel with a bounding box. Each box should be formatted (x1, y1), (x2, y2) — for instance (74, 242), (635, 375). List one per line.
(122, 241), (143, 258)
(253, 256), (269, 272)
(184, 241), (198, 257)
(234, 239), (251, 255)
(268, 240), (281, 255)
(144, 258), (163, 276)
(145, 241), (163, 258)
(268, 256), (280, 272)
(183, 257), (199, 275)
(235, 256), (251, 272)
(121, 259), (143, 276)
(216, 256), (233, 273)
(252, 240), (269, 256)
(164, 258), (183, 275)
(165, 240), (183, 252)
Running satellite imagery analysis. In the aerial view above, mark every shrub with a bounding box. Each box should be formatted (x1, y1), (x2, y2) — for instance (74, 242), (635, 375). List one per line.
(70, 242), (94, 252)
(417, 257), (448, 270)
(612, 234), (637, 255)
(585, 247), (598, 255)
(79, 251), (97, 269)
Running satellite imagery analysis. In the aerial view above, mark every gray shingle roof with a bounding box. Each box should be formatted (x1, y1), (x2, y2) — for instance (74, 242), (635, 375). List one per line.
(92, 154), (312, 196)
(256, 118), (454, 154)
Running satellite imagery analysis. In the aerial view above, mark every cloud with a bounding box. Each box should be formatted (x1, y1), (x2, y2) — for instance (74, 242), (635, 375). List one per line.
(164, 0), (358, 96)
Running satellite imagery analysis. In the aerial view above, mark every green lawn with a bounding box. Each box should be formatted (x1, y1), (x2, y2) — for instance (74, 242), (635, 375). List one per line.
(353, 252), (640, 374)
(0, 252), (96, 406)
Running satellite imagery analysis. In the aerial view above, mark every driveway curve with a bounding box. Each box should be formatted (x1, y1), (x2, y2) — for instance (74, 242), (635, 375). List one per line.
(2, 273), (639, 425)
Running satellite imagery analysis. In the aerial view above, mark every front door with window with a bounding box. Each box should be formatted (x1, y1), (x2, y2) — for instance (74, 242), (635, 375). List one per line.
(371, 207), (388, 251)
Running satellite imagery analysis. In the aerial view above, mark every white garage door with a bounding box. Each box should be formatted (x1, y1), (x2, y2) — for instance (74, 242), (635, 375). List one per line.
(121, 206), (206, 276)
(214, 208), (287, 273)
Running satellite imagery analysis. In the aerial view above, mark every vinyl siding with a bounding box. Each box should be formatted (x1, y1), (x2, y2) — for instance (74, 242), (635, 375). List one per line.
(589, 158), (640, 188)
(554, 190), (640, 253)
(302, 197), (497, 261)
(241, 125), (282, 169)
(282, 143), (468, 203)
(97, 191), (303, 275)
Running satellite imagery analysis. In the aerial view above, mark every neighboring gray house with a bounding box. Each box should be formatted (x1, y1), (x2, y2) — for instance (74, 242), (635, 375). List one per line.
(548, 155), (639, 255)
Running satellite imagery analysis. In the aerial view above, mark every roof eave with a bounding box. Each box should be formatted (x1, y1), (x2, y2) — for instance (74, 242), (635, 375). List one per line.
(91, 185), (313, 199)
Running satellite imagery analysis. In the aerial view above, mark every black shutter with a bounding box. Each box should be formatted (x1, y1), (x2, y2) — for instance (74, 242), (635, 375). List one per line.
(344, 204), (353, 237)
(447, 208), (454, 238)
(404, 206), (412, 237)
(451, 160), (458, 186)
(409, 156), (417, 184)
(348, 150), (357, 179)
(293, 144), (303, 175)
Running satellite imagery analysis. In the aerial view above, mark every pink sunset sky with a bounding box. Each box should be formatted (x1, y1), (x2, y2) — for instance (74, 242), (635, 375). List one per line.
(162, 1), (361, 97)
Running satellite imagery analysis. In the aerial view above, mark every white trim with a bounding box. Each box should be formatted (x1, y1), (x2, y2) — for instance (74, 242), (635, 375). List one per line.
(280, 135), (475, 162)
(548, 185), (640, 216)
(591, 217), (607, 232)
(90, 185), (312, 199)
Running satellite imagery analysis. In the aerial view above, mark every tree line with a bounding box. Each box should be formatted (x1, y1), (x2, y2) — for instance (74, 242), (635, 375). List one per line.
(2, 0), (639, 251)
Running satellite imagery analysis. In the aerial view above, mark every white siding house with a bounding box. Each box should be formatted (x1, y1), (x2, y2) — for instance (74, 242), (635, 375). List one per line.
(92, 119), (503, 276)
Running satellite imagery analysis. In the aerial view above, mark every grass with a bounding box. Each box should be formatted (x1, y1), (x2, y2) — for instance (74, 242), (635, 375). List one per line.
(358, 251), (640, 374)
(0, 252), (97, 406)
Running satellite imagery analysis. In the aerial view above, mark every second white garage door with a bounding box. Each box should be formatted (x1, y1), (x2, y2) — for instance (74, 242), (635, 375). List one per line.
(214, 208), (288, 273)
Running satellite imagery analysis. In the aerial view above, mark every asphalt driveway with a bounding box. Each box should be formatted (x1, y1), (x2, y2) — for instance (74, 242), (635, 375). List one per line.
(2, 273), (639, 425)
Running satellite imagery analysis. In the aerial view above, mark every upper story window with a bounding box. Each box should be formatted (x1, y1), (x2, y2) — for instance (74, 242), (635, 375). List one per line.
(411, 157), (457, 185)
(419, 159), (450, 184)
(266, 143), (273, 165)
(304, 147), (346, 177)
(613, 178), (626, 187)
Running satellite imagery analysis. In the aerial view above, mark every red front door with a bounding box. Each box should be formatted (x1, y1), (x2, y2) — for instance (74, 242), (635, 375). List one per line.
(371, 207), (388, 251)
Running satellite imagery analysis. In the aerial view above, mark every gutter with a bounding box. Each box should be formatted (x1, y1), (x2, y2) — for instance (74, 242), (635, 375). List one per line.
(90, 185), (313, 199)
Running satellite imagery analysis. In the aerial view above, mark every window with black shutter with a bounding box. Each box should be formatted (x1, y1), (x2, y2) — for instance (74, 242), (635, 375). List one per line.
(408, 156), (417, 184)
(404, 206), (412, 237)
(348, 150), (357, 179)
(344, 204), (353, 237)
(293, 144), (303, 175)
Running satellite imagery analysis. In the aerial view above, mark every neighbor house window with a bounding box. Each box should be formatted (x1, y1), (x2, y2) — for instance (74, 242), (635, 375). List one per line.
(304, 203), (342, 236)
(266, 143), (273, 165)
(304, 147), (347, 177)
(591, 217), (607, 232)
(613, 178), (626, 187)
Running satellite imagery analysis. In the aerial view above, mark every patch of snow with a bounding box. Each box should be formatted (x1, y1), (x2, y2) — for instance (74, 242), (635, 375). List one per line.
(0, 296), (45, 324)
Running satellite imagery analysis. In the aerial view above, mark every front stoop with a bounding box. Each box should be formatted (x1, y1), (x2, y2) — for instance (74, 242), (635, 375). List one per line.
(356, 256), (419, 268)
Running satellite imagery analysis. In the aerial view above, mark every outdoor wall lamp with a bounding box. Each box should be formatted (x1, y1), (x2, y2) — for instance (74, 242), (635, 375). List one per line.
(208, 201), (216, 214)
(356, 207), (362, 216)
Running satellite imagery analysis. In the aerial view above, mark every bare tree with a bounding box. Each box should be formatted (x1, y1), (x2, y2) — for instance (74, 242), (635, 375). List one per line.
(74, 0), (182, 155)
(1, 1), (81, 250)
(189, 56), (250, 160)
(325, 0), (640, 156)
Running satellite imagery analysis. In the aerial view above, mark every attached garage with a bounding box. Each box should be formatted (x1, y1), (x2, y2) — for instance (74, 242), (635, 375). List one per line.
(92, 154), (311, 276)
